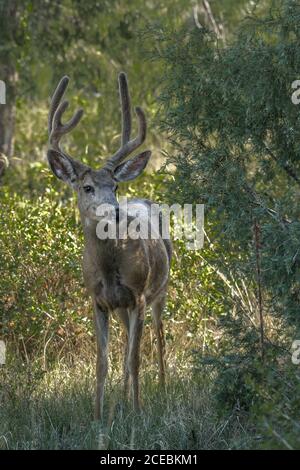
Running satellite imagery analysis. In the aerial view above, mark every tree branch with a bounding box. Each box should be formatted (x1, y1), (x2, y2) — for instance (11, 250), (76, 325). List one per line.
(263, 142), (300, 187)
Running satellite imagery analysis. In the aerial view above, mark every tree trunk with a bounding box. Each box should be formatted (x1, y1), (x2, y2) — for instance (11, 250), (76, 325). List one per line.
(0, 0), (19, 179)
(0, 64), (18, 157)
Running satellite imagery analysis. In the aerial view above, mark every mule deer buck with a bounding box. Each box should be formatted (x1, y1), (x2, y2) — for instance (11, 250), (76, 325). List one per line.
(47, 73), (172, 420)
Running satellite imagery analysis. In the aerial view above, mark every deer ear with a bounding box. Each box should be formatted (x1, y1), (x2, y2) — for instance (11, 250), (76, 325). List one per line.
(114, 150), (151, 182)
(47, 150), (86, 187)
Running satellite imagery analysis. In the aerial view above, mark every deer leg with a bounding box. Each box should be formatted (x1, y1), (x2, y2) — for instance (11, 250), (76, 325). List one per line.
(123, 335), (130, 398)
(116, 308), (130, 398)
(93, 302), (109, 421)
(152, 293), (167, 388)
(128, 296), (145, 412)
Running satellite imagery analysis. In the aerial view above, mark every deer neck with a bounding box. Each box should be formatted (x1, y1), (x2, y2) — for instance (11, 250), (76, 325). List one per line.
(81, 215), (118, 254)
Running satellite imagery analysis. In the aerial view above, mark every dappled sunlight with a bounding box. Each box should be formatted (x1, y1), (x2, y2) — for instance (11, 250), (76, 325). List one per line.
(1, 0), (300, 452)
(0, 358), (250, 450)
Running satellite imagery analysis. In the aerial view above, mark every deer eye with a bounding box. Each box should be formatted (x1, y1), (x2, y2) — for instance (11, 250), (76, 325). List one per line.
(83, 185), (94, 194)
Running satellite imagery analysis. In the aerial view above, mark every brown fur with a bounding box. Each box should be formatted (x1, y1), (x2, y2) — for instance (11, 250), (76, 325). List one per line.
(47, 73), (172, 420)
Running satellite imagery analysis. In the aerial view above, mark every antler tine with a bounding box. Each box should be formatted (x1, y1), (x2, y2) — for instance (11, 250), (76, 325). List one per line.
(48, 76), (69, 134)
(48, 76), (84, 153)
(105, 72), (147, 171)
(119, 71), (132, 145)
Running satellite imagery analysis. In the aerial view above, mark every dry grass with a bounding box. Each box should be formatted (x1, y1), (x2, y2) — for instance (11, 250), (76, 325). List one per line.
(0, 350), (252, 450)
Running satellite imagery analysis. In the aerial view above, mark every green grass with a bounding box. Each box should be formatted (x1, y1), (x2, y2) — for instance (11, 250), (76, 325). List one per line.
(0, 356), (252, 450)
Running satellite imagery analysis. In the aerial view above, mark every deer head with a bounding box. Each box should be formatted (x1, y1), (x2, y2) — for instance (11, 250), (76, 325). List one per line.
(47, 73), (151, 221)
